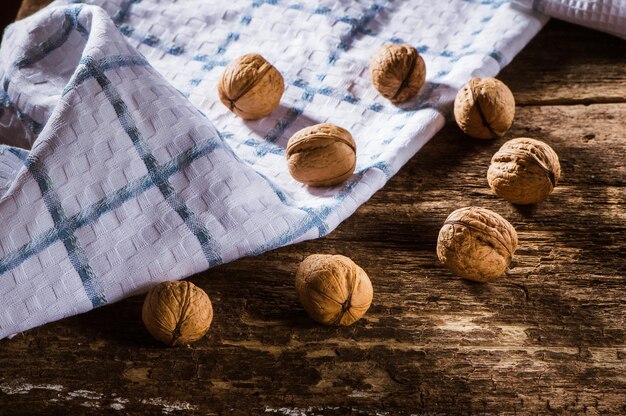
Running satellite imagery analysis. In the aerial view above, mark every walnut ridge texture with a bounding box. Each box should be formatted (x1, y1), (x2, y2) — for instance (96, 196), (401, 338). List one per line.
(454, 77), (515, 139)
(437, 207), (518, 282)
(218, 53), (284, 120)
(370, 44), (426, 104)
(142, 281), (213, 346)
(286, 123), (357, 187)
(488, 138), (561, 205)
(295, 254), (373, 326)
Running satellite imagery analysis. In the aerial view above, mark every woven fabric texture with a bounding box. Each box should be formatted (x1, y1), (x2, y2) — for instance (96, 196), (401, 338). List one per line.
(514, 0), (626, 38)
(0, 0), (546, 338)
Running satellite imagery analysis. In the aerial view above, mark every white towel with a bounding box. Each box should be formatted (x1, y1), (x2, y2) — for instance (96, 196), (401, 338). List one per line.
(514, 0), (626, 38)
(0, 0), (547, 338)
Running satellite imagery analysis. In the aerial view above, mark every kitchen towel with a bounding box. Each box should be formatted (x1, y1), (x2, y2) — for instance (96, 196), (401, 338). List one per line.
(0, 0), (547, 338)
(513, 0), (626, 39)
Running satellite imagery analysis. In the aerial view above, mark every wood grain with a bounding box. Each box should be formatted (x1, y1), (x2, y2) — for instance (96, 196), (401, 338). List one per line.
(0, 16), (625, 416)
(498, 21), (626, 106)
(15, 0), (51, 20)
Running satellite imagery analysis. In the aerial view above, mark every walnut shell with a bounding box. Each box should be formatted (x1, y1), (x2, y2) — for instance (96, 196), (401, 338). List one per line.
(286, 123), (356, 187)
(142, 281), (213, 346)
(295, 254), (373, 326)
(370, 44), (426, 103)
(488, 138), (561, 205)
(454, 77), (515, 139)
(218, 53), (284, 120)
(436, 207), (518, 282)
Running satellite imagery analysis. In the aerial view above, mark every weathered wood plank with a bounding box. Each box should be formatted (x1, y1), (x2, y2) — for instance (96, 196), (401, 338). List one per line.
(499, 21), (626, 106)
(1, 100), (624, 415)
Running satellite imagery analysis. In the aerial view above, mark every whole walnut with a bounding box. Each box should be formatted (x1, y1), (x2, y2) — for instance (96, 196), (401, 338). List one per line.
(488, 138), (561, 205)
(142, 281), (213, 346)
(286, 123), (356, 187)
(295, 254), (373, 326)
(454, 77), (515, 139)
(437, 207), (518, 282)
(370, 44), (426, 103)
(218, 53), (284, 120)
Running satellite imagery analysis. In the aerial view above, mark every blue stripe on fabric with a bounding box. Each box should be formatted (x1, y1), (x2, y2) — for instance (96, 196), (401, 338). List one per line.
(105, 1), (508, 116)
(0, 89), (43, 135)
(120, 0), (255, 89)
(253, 174), (330, 236)
(216, 132), (330, 237)
(244, 0), (389, 150)
(82, 57), (222, 267)
(328, 1), (387, 64)
(241, 138), (283, 156)
(188, 0), (265, 86)
(112, 0), (141, 25)
(6, 148), (106, 307)
(75, 21), (90, 38)
(252, 0), (277, 7)
(137, 30), (497, 114)
(141, 34), (160, 47)
(68, 4), (89, 38)
(263, 107), (303, 145)
(1, 5), (84, 136)
(0, 55), (148, 138)
(216, 33), (240, 55)
(249, 161), (390, 255)
(15, 6), (83, 69)
(488, 50), (505, 65)
(244, 81), (445, 159)
(337, 5), (383, 40)
(63, 55), (150, 95)
(0, 138), (218, 277)
(192, 54), (229, 71)
(0, 145), (28, 162)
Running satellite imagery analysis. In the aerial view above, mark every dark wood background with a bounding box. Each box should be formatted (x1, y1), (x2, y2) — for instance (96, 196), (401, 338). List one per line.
(1, 1), (625, 415)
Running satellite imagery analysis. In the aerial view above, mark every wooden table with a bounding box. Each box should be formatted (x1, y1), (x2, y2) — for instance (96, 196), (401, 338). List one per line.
(1, 3), (625, 414)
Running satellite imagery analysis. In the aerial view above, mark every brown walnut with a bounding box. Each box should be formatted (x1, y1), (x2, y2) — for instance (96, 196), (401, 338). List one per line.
(218, 53), (284, 120)
(370, 44), (426, 103)
(436, 207), (518, 282)
(142, 281), (213, 346)
(295, 254), (373, 326)
(286, 123), (356, 187)
(488, 138), (561, 205)
(454, 77), (515, 139)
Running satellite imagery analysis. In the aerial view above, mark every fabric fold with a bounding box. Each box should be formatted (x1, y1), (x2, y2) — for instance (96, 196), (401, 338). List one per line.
(513, 0), (626, 39)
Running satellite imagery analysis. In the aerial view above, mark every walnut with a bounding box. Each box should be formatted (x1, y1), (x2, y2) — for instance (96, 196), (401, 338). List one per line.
(370, 44), (426, 103)
(295, 254), (373, 326)
(436, 207), (518, 282)
(286, 123), (356, 187)
(488, 138), (561, 205)
(218, 53), (284, 120)
(454, 77), (515, 139)
(142, 281), (213, 346)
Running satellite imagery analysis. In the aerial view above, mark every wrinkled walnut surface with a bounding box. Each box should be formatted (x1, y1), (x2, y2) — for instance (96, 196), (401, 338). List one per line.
(454, 77), (515, 139)
(286, 123), (356, 187)
(218, 53), (284, 120)
(295, 254), (373, 326)
(488, 138), (561, 205)
(370, 44), (426, 103)
(437, 207), (518, 282)
(142, 281), (213, 346)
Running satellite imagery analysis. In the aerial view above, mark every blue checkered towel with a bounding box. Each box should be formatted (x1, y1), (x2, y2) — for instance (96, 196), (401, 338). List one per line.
(0, 0), (547, 338)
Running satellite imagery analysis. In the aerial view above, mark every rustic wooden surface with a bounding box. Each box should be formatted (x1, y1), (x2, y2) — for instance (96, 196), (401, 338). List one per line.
(1, 3), (626, 415)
